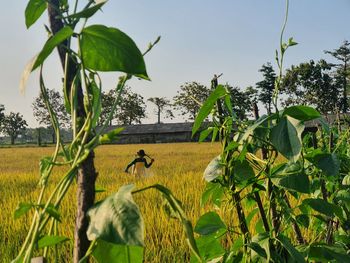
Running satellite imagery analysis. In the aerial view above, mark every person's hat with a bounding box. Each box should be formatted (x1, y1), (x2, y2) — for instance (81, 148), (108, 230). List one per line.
(137, 149), (146, 156)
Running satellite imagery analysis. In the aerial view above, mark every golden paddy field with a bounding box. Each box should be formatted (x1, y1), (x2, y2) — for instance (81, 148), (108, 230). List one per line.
(0, 142), (225, 262)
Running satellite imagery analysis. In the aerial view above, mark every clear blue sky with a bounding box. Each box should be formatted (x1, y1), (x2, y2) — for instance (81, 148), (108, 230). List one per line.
(1, 0), (350, 127)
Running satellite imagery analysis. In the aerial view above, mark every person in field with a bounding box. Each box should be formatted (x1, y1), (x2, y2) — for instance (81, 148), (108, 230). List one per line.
(124, 149), (154, 178)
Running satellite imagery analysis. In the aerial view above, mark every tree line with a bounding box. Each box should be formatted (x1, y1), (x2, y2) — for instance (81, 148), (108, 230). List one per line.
(1, 40), (349, 145)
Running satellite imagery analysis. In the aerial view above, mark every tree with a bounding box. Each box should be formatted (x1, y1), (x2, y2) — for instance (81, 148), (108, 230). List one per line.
(173, 81), (210, 120)
(117, 87), (146, 125)
(99, 89), (117, 126)
(325, 40), (350, 113)
(281, 60), (339, 114)
(32, 88), (70, 143)
(255, 63), (276, 114)
(0, 112), (28, 145)
(226, 85), (256, 120)
(0, 104), (4, 124)
(148, 97), (174, 124)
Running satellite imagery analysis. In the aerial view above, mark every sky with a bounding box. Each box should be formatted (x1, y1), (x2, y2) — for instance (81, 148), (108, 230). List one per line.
(1, 0), (350, 127)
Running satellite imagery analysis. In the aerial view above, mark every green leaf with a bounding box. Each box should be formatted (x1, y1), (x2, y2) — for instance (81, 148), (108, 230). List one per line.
(66, 1), (107, 19)
(305, 152), (340, 177)
(296, 214), (309, 228)
(224, 93), (233, 116)
(271, 116), (304, 162)
(225, 141), (239, 152)
(302, 198), (343, 218)
(211, 127), (219, 142)
(271, 172), (310, 193)
(25, 0), (47, 28)
(251, 232), (270, 261)
(246, 208), (258, 226)
(203, 155), (222, 182)
(32, 26), (74, 71)
(199, 128), (213, 142)
(46, 204), (61, 222)
(247, 242), (267, 259)
(288, 37), (298, 47)
(91, 81), (102, 128)
(308, 243), (350, 262)
(37, 235), (69, 249)
(191, 235), (225, 263)
(194, 212), (227, 236)
(81, 25), (148, 78)
(283, 105), (320, 121)
(14, 202), (34, 219)
(234, 159), (255, 183)
(276, 234), (306, 263)
(87, 184), (144, 246)
(92, 239), (143, 263)
(99, 128), (124, 144)
(192, 85), (227, 136)
(201, 183), (223, 207)
(239, 113), (277, 144)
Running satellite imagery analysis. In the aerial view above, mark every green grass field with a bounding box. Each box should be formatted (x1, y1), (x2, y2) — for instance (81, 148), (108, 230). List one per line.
(0, 142), (222, 262)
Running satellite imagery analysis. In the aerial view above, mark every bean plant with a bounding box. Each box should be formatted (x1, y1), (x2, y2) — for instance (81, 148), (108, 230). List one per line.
(14, 1), (201, 263)
(192, 1), (350, 262)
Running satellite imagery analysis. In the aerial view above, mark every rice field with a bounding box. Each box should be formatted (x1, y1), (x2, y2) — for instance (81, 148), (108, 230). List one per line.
(0, 142), (223, 262)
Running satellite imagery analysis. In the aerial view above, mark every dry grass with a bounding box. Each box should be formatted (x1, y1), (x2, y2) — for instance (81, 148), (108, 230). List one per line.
(0, 142), (221, 262)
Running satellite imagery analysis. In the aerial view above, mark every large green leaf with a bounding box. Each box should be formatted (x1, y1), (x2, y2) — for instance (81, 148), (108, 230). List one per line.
(271, 116), (304, 162)
(233, 159), (255, 183)
(305, 151), (340, 177)
(32, 26), (74, 71)
(191, 235), (225, 263)
(276, 234), (306, 263)
(92, 239), (143, 263)
(66, 1), (107, 19)
(271, 162), (304, 194)
(200, 182), (224, 208)
(308, 243), (350, 262)
(25, 0), (47, 28)
(194, 212), (227, 236)
(302, 198), (343, 218)
(81, 25), (148, 78)
(203, 155), (223, 182)
(192, 85), (227, 136)
(251, 233), (270, 261)
(283, 105), (321, 121)
(87, 184), (144, 246)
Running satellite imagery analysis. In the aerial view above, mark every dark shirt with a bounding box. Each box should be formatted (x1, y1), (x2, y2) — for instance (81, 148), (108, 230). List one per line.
(125, 157), (153, 171)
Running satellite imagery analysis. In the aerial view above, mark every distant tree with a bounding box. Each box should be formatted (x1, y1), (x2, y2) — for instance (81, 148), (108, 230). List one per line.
(173, 81), (210, 120)
(148, 97), (174, 124)
(256, 63), (276, 114)
(99, 89), (117, 126)
(225, 85), (255, 120)
(117, 87), (146, 125)
(281, 60), (339, 114)
(325, 40), (350, 113)
(0, 112), (28, 145)
(32, 89), (70, 143)
(0, 104), (4, 124)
